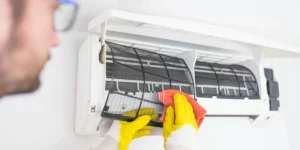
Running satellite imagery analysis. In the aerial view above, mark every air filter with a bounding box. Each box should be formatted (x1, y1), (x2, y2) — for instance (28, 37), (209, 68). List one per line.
(102, 42), (195, 127)
(195, 61), (260, 99)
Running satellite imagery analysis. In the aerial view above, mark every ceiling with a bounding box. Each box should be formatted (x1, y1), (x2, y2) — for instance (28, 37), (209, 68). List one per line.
(73, 0), (300, 50)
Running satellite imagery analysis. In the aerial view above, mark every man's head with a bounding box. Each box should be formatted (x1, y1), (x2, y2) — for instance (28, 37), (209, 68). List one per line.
(0, 0), (60, 96)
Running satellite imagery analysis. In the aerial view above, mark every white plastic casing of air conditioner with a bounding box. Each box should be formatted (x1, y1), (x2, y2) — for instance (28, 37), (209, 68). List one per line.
(75, 9), (300, 135)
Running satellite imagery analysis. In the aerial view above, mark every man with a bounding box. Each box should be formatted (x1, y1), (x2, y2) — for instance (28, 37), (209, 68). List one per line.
(0, 1), (199, 150)
(0, 0), (59, 96)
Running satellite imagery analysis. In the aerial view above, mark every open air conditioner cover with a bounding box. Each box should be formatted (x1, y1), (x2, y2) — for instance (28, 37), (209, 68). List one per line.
(103, 41), (259, 127)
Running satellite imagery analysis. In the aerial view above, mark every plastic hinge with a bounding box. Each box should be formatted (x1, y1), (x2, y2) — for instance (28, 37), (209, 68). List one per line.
(267, 81), (279, 97)
(269, 98), (280, 111)
(264, 68), (274, 81)
(264, 68), (280, 111)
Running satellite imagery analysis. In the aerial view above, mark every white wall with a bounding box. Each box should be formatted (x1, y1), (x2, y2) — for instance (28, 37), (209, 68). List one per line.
(274, 59), (300, 150)
(1, 0), (300, 149)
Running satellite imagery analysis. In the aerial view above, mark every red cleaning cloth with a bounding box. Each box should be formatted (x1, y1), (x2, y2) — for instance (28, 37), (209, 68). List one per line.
(158, 89), (206, 128)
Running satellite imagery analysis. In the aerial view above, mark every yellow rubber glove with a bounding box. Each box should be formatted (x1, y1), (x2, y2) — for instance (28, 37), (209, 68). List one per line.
(92, 108), (158, 150)
(163, 93), (198, 150)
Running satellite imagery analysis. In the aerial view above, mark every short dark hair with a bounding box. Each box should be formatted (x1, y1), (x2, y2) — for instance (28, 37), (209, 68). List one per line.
(10, 0), (26, 24)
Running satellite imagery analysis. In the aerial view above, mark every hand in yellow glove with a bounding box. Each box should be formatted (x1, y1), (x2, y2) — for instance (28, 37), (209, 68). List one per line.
(92, 108), (158, 150)
(163, 93), (198, 150)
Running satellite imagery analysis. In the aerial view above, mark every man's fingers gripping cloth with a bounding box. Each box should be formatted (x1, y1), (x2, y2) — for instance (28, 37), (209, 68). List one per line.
(163, 93), (202, 150)
(158, 89), (206, 128)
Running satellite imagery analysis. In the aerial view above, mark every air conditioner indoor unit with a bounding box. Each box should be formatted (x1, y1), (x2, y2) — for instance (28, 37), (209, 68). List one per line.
(75, 9), (300, 135)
